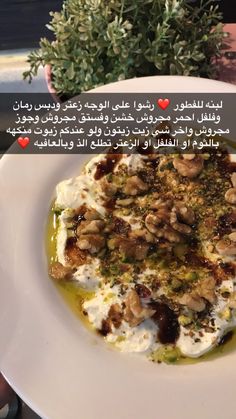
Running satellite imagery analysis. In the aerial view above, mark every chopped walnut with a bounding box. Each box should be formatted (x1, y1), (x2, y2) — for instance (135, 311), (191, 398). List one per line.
(228, 232), (236, 242)
(231, 173), (236, 188)
(65, 238), (88, 267)
(77, 234), (106, 254)
(135, 283), (152, 298)
(173, 155), (204, 178)
(75, 208), (104, 235)
(111, 237), (149, 261)
(74, 205), (87, 217)
(134, 242), (150, 260)
(156, 226), (183, 243)
(170, 207), (192, 235)
(204, 216), (217, 232)
(116, 198), (134, 206)
(145, 200), (172, 233)
(77, 219), (105, 235)
(106, 217), (131, 235)
(179, 292), (206, 312)
(150, 198), (173, 211)
(75, 208), (106, 254)
(123, 176), (148, 196)
(49, 262), (73, 281)
(100, 178), (118, 196)
(225, 188), (236, 204)
(175, 203), (195, 225)
(215, 238), (236, 256)
(124, 289), (155, 326)
(129, 228), (155, 243)
(197, 277), (216, 304)
(179, 277), (216, 311)
(145, 213), (164, 234)
(145, 211), (183, 243)
(100, 319), (111, 336)
(182, 154), (196, 161)
(84, 208), (102, 220)
(107, 303), (123, 329)
(146, 200), (194, 241)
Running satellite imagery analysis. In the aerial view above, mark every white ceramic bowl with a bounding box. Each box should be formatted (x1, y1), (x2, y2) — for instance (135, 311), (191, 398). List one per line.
(1, 76), (236, 419)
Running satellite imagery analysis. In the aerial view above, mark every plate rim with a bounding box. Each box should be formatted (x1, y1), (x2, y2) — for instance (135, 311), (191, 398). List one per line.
(1, 75), (236, 419)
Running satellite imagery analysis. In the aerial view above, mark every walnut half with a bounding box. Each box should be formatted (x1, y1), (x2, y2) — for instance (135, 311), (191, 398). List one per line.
(76, 208), (106, 254)
(109, 236), (149, 261)
(123, 176), (148, 196)
(197, 277), (216, 305)
(77, 234), (106, 254)
(179, 292), (206, 312)
(170, 206), (192, 235)
(215, 237), (236, 256)
(124, 290), (155, 326)
(173, 155), (204, 179)
(49, 262), (73, 281)
(225, 188), (236, 205)
(179, 277), (216, 312)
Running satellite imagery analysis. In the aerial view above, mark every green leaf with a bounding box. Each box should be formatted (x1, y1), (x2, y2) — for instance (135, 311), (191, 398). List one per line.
(23, 0), (225, 97)
(67, 62), (75, 80)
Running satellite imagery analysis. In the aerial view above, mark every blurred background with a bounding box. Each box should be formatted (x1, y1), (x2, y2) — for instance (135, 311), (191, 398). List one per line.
(0, 1), (234, 51)
(0, 0), (62, 51)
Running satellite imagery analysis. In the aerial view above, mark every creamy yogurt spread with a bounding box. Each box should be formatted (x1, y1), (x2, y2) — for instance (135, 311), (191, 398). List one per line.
(49, 150), (236, 363)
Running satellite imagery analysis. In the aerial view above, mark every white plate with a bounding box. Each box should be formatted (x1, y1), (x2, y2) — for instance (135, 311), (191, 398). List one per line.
(1, 76), (236, 419)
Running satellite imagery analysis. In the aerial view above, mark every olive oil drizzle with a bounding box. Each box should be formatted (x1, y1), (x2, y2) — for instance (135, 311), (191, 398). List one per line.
(46, 206), (95, 329)
(46, 204), (236, 364)
(46, 140), (236, 364)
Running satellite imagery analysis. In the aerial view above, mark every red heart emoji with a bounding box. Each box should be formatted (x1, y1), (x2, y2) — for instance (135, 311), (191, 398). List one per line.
(157, 98), (170, 110)
(17, 137), (30, 149)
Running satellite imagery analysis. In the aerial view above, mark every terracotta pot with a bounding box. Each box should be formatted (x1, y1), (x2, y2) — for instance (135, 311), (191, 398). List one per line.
(44, 64), (56, 93)
(44, 64), (61, 102)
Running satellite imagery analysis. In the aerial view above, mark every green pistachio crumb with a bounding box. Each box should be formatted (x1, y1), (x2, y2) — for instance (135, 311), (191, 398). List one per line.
(178, 315), (192, 326)
(150, 346), (182, 364)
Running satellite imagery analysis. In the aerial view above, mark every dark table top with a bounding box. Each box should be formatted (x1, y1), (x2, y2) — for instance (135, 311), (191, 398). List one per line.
(0, 0), (62, 50)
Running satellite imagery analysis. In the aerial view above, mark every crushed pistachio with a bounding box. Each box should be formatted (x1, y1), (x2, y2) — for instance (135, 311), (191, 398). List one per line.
(150, 345), (182, 364)
(178, 315), (193, 326)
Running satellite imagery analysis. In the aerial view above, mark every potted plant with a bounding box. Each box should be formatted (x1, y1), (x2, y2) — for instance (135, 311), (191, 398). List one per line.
(23, 0), (225, 99)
